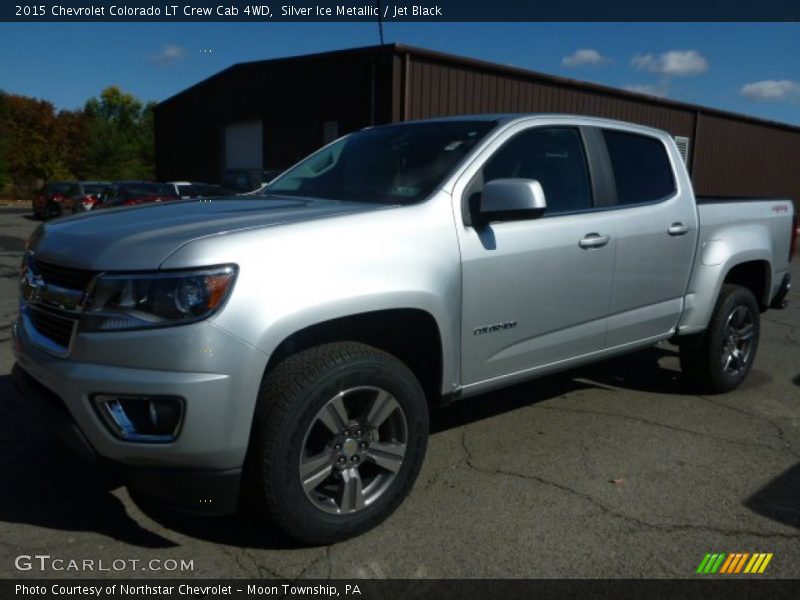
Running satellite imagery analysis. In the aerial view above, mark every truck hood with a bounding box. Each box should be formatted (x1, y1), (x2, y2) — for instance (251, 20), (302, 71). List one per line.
(29, 196), (388, 271)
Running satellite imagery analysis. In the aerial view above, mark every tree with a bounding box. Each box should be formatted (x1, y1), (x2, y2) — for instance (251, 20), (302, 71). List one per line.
(56, 108), (88, 179)
(83, 86), (155, 179)
(0, 86), (155, 198)
(1, 92), (72, 185)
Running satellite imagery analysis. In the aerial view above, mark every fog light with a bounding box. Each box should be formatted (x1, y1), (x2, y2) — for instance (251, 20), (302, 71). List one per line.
(93, 394), (184, 442)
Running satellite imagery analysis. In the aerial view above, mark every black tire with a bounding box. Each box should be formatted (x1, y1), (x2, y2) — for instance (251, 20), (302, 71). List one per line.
(679, 284), (760, 393)
(245, 341), (429, 545)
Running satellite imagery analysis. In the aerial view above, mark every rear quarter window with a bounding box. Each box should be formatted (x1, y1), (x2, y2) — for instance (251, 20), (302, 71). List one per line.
(602, 130), (676, 205)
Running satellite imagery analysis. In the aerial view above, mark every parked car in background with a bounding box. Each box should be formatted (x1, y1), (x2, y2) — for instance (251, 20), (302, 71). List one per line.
(166, 181), (236, 199)
(32, 181), (72, 219)
(221, 169), (282, 193)
(94, 182), (179, 210)
(62, 181), (110, 215)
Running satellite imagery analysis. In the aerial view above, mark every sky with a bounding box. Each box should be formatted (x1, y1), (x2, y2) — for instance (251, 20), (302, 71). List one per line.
(1, 22), (799, 125)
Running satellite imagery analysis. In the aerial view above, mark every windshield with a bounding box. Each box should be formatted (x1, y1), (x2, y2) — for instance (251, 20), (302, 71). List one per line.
(265, 121), (497, 204)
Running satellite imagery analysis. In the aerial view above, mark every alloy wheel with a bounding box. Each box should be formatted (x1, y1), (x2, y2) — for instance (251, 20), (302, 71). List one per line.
(721, 305), (755, 376)
(298, 386), (408, 515)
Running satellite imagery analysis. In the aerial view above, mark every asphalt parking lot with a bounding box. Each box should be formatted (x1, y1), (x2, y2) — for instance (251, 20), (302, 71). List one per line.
(0, 205), (798, 579)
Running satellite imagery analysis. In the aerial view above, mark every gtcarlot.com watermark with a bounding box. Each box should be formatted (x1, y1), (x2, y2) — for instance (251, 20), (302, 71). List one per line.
(14, 554), (194, 573)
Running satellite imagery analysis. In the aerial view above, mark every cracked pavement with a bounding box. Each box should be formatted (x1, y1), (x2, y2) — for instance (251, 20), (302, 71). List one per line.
(0, 207), (798, 579)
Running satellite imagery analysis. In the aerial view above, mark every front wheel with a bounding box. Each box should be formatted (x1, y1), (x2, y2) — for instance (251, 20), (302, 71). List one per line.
(245, 342), (429, 544)
(679, 284), (760, 393)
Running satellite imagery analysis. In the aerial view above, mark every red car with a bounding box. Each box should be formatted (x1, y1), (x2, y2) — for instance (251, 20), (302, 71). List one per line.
(61, 181), (110, 215)
(32, 181), (72, 220)
(94, 182), (180, 210)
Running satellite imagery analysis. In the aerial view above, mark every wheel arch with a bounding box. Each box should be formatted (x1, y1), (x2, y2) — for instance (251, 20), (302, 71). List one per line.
(263, 308), (446, 403)
(678, 245), (773, 335)
(722, 259), (772, 309)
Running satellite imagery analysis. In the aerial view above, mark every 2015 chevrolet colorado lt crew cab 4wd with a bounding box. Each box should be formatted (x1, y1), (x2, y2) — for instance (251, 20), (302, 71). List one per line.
(13, 115), (797, 544)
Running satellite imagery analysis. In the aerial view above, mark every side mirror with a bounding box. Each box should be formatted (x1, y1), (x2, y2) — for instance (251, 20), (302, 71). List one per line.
(475, 178), (547, 225)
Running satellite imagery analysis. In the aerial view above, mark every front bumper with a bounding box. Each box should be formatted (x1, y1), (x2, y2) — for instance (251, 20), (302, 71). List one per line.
(11, 315), (268, 515)
(12, 364), (241, 514)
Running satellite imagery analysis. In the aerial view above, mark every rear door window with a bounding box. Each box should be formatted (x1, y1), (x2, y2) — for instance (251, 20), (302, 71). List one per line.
(602, 130), (676, 205)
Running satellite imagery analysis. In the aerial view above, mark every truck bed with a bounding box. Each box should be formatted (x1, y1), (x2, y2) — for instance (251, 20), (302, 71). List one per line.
(678, 196), (795, 335)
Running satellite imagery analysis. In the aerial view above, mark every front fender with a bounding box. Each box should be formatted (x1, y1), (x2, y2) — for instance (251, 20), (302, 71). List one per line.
(161, 194), (463, 394)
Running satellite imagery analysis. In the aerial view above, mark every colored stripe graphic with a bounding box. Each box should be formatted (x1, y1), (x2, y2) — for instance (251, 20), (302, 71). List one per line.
(711, 554), (726, 573)
(720, 553), (738, 574)
(719, 554), (736, 573)
(735, 553), (749, 573)
(758, 554), (773, 573)
(744, 554), (760, 573)
(697, 553), (727, 573)
(708, 552), (773, 574)
(696, 554), (712, 573)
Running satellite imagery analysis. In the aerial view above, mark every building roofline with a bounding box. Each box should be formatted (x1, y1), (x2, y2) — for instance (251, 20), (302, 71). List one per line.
(156, 44), (396, 108)
(389, 43), (800, 134)
(157, 43), (800, 135)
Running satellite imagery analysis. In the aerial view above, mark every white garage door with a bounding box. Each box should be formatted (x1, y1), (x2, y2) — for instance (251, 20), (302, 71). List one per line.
(224, 121), (263, 170)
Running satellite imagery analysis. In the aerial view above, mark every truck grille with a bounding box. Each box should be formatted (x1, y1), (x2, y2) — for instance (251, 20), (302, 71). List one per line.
(32, 259), (96, 290)
(24, 258), (96, 352)
(28, 307), (77, 348)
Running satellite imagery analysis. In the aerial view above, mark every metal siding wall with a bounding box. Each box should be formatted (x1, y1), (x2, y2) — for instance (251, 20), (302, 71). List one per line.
(154, 78), (223, 183)
(405, 56), (694, 137)
(391, 54), (405, 123)
(400, 53), (798, 210)
(693, 114), (800, 204)
(155, 49), (395, 181)
(157, 45), (800, 211)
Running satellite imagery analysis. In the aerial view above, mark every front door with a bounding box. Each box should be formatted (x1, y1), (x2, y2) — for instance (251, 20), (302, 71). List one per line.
(456, 126), (617, 384)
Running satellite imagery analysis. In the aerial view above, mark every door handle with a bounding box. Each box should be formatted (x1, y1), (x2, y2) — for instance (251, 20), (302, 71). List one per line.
(668, 222), (690, 236)
(578, 233), (610, 249)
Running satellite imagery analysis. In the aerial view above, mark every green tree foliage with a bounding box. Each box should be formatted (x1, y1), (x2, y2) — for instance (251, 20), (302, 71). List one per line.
(83, 86), (155, 180)
(0, 86), (155, 197)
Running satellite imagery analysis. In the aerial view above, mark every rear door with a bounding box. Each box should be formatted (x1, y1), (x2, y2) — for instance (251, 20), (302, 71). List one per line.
(600, 128), (699, 347)
(456, 125), (618, 384)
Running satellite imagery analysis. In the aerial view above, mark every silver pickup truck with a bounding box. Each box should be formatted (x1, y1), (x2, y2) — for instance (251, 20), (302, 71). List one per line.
(13, 115), (797, 544)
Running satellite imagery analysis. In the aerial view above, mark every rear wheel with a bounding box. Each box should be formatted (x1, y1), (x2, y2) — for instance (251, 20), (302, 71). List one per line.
(245, 342), (428, 544)
(679, 284), (760, 393)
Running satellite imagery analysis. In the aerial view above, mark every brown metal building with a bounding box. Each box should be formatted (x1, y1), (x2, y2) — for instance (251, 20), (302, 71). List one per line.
(155, 44), (800, 208)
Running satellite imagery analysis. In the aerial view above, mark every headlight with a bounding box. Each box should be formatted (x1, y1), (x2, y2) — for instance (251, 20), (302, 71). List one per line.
(80, 265), (237, 332)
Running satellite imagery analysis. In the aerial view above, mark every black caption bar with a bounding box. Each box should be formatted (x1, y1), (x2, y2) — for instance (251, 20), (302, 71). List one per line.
(3, 0), (800, 22)
(4, 580), (800, 600)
